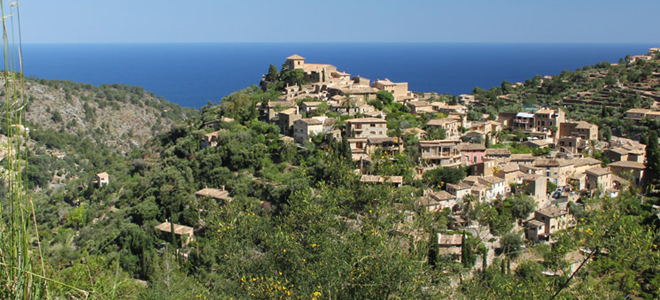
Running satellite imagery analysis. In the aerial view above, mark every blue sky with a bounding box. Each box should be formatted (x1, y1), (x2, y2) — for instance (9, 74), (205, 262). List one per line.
(18, 0), (660, 44)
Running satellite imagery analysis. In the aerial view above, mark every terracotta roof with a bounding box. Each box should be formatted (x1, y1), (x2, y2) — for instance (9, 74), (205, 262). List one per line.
(462, 176), (480, 184)
(527, 140), (552, 147)
(537, 206), (568, 218)
(459, 143), (486, 151)
(535, 159), (574, 167)
(485, 148), (511, 156)
(480, 176), (505, 184)
(446, 182), (471, 190)
(470, 183), (487, 191)
(498, 163), (519, 173)
(374, 79), (396, 86)
(155, 222), (194, 236)
(195, 188), (230, 200)
(345, 117), (387, 124)
(609, 147), (629, 155)
(437, 233), (463, 246)
(535, 109), (556, 114)
(279, 107), (298, 115)
(522, 174), (544, 181)
(403, 127), (427, 135)
(586, 167), (611, 176)
(286, 54), (305, 60)
(574, 121), (596, 129)
(510, 154), (535, 161)
(297, 118), (323, 125)
(360, 175), (403, 184)
(348, 137), (368, 142)
(419, 140), (460, 146)
(627, 108), (651, 114)
(570, 158), (601, 167)
(368, 137), (398, 144)
(427, 118), (460, 127)
(430, 190), (456, 202)
(97, 172), (109, 178)
(609, 161), (646, 169)
(408, 100), (430, 107)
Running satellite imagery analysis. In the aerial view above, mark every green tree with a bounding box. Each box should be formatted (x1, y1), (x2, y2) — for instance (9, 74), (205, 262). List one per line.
(500, 232), (523, 259)
(140, 252), (209, 299)
(423, 167), (466, 188)
(376, 90), (394, 105)
(600, 126), (612, 142)
(505, 194), (536, 221)
(68, 204), (87, 229)
(265, 64), (279, 81)
(426, 126), (446, 140)
(461, 234), (478, 268)
(644, 129), (660, 189)
(281, 69), (305, 87)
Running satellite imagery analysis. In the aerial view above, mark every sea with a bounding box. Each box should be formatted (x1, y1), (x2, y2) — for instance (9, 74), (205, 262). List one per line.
(16, 43), (658, 109)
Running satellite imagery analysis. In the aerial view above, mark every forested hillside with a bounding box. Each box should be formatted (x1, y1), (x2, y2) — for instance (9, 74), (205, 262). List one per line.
(468, 55), (660, 140)
(2, 54), (660, 299)
(4, 76), (197, 150)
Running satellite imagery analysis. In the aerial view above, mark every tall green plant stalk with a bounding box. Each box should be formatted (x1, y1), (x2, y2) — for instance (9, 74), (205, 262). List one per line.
(0, 1), (48, 298)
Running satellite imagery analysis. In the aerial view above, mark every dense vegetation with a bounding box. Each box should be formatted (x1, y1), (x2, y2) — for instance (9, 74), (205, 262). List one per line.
(469, 53), (660, 141)
(2, 52), (660, 299)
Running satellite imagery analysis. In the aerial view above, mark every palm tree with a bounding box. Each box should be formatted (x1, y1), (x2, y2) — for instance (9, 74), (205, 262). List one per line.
(461, 194), (478, 227)
(341, 94), (357, 116)
(585, 139), (597, 157)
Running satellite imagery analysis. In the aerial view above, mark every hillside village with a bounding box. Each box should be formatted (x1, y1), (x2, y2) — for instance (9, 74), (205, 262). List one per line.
(199, 49), (660, 263)
(6, 48), (660, 299)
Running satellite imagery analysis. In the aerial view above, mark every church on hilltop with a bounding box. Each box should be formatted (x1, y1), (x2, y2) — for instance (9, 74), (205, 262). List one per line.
(285, 54), (341, 84)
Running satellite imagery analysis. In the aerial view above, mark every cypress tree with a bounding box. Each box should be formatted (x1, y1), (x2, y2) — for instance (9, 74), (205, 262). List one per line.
(645, 130), (660, 189)
(461, 233), (467, 267)
(428, 228), (438, 270)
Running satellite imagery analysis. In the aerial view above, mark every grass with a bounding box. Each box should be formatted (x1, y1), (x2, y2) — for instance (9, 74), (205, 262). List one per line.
(0, 1), (52, 298)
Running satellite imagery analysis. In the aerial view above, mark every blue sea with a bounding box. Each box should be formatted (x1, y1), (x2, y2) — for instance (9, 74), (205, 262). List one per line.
(16, 43), (658, 109)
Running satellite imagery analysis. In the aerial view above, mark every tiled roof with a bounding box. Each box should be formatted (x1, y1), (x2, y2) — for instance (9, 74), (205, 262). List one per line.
(286, 54), (305, 60)
(155, 222), (194, 236)
(537, 206), (568, 218)
(586, 167), (611, 176)
(345, 117), (387, 124)
(437, 233), (463, 246)
(459, 143), (486, 151)
(485, 148), (511, 156)
(609, 161), (646, 169)
(360, 175), (403, 184)
(298, 118), (323, 125)
(446, 182), (471, 190)
(430, 190), (456, 202)
(510, 154), (535, 161)
(195, 188), (230, 200)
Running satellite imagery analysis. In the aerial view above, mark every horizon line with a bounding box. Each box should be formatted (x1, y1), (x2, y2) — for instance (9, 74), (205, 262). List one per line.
(20, 41), (660, 46)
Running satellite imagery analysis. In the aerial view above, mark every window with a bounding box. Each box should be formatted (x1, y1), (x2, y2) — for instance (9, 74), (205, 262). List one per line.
(370, 124), (376, 127)
(355, 124), (362, 129)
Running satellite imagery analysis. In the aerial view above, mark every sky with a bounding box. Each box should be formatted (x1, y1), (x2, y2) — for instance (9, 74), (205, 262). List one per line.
(15, 0), (660, 44)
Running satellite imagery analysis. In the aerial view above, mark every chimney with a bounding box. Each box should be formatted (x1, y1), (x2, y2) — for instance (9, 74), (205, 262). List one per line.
(221, 185), (225, 191)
